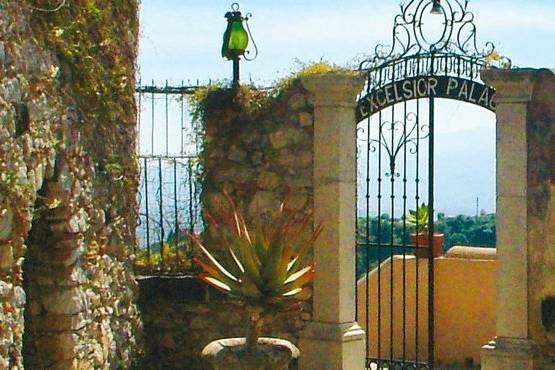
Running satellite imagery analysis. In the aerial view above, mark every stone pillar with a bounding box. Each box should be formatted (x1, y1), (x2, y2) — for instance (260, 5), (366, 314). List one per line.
(481, 69), (555, 369)
(298, 73), (366, 370)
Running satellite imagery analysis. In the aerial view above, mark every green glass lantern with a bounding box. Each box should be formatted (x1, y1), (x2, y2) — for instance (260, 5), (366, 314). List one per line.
(222, 6), (249, 60)
(221, 3), (257, 86)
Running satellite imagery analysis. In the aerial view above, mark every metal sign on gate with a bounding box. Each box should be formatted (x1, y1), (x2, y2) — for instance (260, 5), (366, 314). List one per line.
(358, 75), (497, 118)
(355, 0), (509, 369)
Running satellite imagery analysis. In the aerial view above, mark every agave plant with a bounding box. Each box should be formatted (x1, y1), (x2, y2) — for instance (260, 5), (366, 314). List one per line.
(406, 203), (429, 233)
(189, 192), (322, 348)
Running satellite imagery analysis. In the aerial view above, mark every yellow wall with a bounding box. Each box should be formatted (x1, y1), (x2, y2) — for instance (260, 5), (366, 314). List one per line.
(356, 247), (496, 366)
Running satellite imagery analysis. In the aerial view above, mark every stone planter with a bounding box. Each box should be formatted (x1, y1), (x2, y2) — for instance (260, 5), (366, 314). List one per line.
(201, 337), (300, 370)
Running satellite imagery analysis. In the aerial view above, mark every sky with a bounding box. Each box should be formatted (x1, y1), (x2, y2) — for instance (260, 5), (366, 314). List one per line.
(138, 0), (555, 85)
(137, 0), (555, 216)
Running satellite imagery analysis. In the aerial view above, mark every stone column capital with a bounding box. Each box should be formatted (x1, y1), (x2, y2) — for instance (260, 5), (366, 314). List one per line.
(300, 72), (365, 108)
(481, 68), (540, 104)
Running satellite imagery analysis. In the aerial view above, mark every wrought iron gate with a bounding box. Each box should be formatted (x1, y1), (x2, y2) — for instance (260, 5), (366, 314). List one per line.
(135, 82), (204, 274)
(355, 0), (507, 368)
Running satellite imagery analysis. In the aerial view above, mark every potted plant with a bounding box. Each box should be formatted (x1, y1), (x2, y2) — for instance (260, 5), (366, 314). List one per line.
(189, 192), (322, 370)
(406, 203), (443, 258)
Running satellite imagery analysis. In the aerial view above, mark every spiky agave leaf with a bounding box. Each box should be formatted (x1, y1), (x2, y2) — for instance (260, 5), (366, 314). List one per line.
(194, 191), (319, 319)
(192, 257), (239, 289)
(282, 286), (313, 303)
(282, 286), (307, 298)
(228, 246), (245, 274)
(252, 225), (269, 263)
(205, 201), (265, 288)
(199, 273), (231, 293)
(203, 214), (245, 278)
(265, 286), (313, 313)
(260, 234), (286, 283)
(190, 234), (239, 283)
(286, 221), (323, 274)
(283, 265), (315, 287)
(263, 243), (295, 293)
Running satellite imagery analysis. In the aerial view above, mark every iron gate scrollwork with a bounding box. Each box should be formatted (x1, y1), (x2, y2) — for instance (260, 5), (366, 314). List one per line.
(355, 0), (508, 368)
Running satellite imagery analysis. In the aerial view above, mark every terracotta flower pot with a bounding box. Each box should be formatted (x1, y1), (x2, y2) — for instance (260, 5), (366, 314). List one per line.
(410, 233), (444, 258)
(201, 337), (300, 370)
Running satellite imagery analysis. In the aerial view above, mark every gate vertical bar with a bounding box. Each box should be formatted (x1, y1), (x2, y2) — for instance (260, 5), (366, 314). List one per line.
(355, 124), (359, 326)
(428, 95), (435, 369)
(165, 80), (169, 156)
(377, 106), (383, 363)
(180, 81), (185, 155)
(402, 99), (408, 363)
(173, 158), (179, 262)
(144, 157), (151, 264)
(135, 83), (142, 257)
(158, 157), (165, 271)
(428, 53), (436, 369)
(415, 97), (421, 366)
(365, 100), (371, 364)
(389, 64), (396, 365)
(137, 79), (142, 161)
(151, 80), (155, 155)
(188, 159), (195, 256)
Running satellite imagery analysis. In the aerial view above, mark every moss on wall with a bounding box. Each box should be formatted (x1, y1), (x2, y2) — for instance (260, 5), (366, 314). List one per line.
(0, 1), (142, 368)
(28, 0), (140, 251)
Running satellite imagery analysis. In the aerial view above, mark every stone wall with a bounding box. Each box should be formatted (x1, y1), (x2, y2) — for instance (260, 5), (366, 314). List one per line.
(527, 70), (555, 365)
(202, 82), (314, 221)
(137, 276), (307, 370)
(0, 1), (142, 368)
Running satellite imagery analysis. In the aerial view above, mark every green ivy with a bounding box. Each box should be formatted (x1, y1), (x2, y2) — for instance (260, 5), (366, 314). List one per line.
(188, 60), (357, 125)
(272, 60), (359, 98)
(27, 0), (140, 250)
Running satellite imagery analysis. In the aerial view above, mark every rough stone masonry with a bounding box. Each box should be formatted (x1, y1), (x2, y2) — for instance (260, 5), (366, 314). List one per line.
(0, 1), (142, 368)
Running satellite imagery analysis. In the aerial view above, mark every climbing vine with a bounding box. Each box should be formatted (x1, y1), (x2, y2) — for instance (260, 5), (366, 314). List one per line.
(188, 61), (358, 173)
(27, 0), (140, 249)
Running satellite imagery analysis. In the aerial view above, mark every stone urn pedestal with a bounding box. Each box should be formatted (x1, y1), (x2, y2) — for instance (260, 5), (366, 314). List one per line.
(201, 337), (300, 370)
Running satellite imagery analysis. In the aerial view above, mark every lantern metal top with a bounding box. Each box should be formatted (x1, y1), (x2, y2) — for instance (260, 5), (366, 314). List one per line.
(225, 3), (244, 23)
